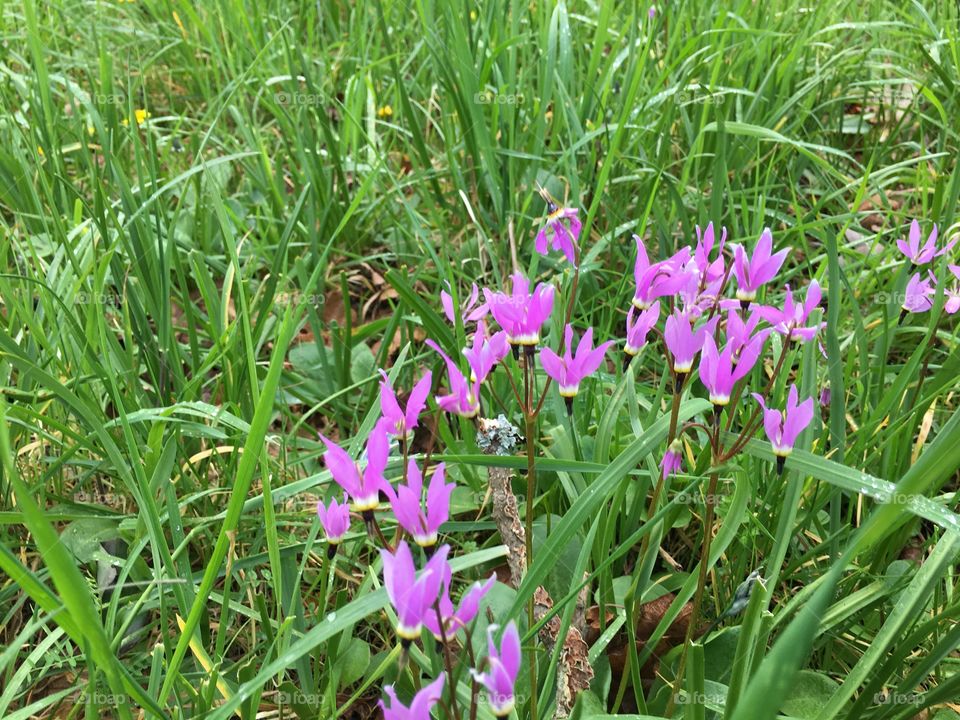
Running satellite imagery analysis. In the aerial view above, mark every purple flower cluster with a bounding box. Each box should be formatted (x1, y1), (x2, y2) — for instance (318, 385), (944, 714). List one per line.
(313, 346), (515, 717)
(895, 220), (959, 319)
(619, 224), (824, 477)
(310, 195), (954, 717)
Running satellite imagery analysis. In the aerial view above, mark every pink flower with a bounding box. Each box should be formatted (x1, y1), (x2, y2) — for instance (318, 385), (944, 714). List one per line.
(440, 282), (488, 325)
(380, 674), (445, 720)
(732, 228), (789, 305)
(819, 386), (831, 408)
(424, 566), (496, 641)
(535, 204), (582, 266)
(725, 309), (771, 362)
(661, 438), (683, 479)
(896, 220), (954, 266)
(485, 274), (555, 347)
(664, 310), (717, 375)
(473, 622), (522, 717)
(625, 302), (660, 366)
(381, 541), (449, 641)
(317, 494), (351, 551)
(752, 385), (814, 473)
(384, 460), (454, 549)
(539, 325), (613, 400)
(377, 370), (432, 440)
(319, 426), (390, 513)
(426, 339), (481, 417)
(699, 331), (764, 407)
(463, 329), (509, 383)
(901, 272), (936, 316)
(946, 265), (960, 315)
(694, 222), (727, 285)
(756, 281), (825, 343)
(632, 235), (693, 309)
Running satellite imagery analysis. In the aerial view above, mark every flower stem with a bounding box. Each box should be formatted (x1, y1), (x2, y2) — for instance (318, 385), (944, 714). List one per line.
(667, 458), (720, 716)
(434, 602), (462, 720)
(318, 549), (336, 619)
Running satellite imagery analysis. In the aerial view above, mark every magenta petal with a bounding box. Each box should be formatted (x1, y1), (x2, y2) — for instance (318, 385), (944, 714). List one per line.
(455, 574), (496, 628)
(733, 244), (748, 287)
(378, 371), (405, 426)
(909, 219), (921, 256)
(426, 463), (454, 531)
(535, 226), (550, 255)
(406, 371), (433, 429)
(539, 347), (565, 385)
(440, 289), (456, 324)
(497, 621), (521, 680)
(320, 434), (361, 498)
(783, 395), (815, 448)
(407, 674), (445, 719)
(896, 238), (912, 260)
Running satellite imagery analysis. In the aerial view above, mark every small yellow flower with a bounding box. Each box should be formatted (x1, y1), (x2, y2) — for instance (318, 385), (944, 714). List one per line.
(134, 108), (150, 125)
(377, 105), (393, 118)
(470, 9), (477, 20)
(87, 125), (95, 137)
(37, 146), (44, 156)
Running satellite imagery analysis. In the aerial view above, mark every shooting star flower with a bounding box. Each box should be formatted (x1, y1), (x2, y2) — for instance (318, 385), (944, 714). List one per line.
(752, 384), (814, 474)
(381, 541), (450, 642)
(535, 203), (582, 266)
(380, 674), (445, 720)
(319, 425), (390, 513)
(732, 228), (789, 307)
(384, 460), (454, 550)
(539, 325), (613, 409)
(473, 621), (522, 717)
(896, 220), (954, 266)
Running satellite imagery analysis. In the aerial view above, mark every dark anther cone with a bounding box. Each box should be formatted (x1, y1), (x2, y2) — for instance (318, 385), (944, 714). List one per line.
(898, 308), (908, 326)
(674, 372), (687, 394)
(511, 344), (520, 361)
(712, 404), (722, 428)
(776, 456), (786, 475)
(326, 544), (338, 560)
(564, 396), (574, 416)
(423, 544), (436, 559)
(739, 299), (751, 313)
(623, 354), (632, 372)
(362, 509), (377, 538)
